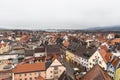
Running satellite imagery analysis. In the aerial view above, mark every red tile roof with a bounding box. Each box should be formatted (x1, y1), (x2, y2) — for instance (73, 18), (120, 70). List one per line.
(99, 48), (113, 63)
(111, 57), (119, 68)
(20, 35), (30, 43)
(111, 38), (120, 44)
(80, 64), (112, 80)
(97, 36), (106, 42)
(63, 41), (69, 48)
(100, 45), (108, 51)
(0, 43), (6, 48)
(12, 62), (45, 73)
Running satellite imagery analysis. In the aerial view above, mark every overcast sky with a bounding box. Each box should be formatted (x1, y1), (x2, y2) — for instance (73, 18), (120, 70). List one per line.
(0, 0), (120, 29)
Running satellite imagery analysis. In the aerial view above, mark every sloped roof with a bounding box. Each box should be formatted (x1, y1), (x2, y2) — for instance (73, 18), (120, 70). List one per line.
(45, 61), (52, 69)
(68, 42), (97, 59)
(0, 43), (6, 48)
(99, 48), (113, 63)
(63, 40), (69, 48)
(111, 38), (120, 45)
(35, 47), (45, 53)
(80, 64), (112, 80)
(12, 62), (45, 73)
(100, 45), (108, 51)
(111, 57), (119, 68)
(46, 55), (60, 69)
(20, 35), (30, 43)
(46, 45), (60, 54)
(24, 49), (34, 57)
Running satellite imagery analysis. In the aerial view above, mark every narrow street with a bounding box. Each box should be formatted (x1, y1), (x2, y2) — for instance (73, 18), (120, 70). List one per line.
(61, 57), (75, 80)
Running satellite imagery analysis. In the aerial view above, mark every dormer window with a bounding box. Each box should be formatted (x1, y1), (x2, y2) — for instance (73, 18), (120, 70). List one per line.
(111, 66), (112, 68)
(109, 56), (111, 59)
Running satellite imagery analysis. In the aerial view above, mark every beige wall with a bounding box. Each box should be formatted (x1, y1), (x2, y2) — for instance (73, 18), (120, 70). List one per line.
(0, 44), (9, 54)
(14, 71), (45, 80)
(46, 66), (65, 79)
(66, 50), (74, 62)
(45, 59), (66, 79)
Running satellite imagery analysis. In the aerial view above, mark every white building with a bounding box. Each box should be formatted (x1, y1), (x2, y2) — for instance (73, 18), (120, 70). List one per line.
(45, 59), (66, 80)
(88, 50), (107, 71)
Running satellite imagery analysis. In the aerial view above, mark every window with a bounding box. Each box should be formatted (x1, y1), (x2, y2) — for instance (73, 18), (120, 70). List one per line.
(90, 63), (92, 65)
(95, 56), (97, 58)
(54, 71), (58, 74)
(50, 75), (52, 78)
(30, 78), (32, 80)
(109, 56), (111, 59)
(50, 71), (52, 73)
(30, 73), (31, 76)
(19, 74), (21, 77)
(24, 73), (27, 76)
(82, 62), (83, 64)
(60, 70), (61, 72)
(99, 61), (101, 64)
(34, 72), (36, 75)
(34, 77), (36, 80)
(19, 79), (22, 80)
(112, 72), (114, 74)
(25, 78), (27, 80)
(93, 59), (95, 61)
(54, 66), (58, 70)
(38, 72), (41, 76)
(86, 59), (88, 62)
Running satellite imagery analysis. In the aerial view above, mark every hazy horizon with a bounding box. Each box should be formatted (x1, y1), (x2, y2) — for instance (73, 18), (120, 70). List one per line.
(0, 0), (120, 29)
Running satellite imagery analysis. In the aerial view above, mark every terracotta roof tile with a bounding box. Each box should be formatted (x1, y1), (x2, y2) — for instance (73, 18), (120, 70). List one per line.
(100, 45), (108, 51)
(99, 48), (113, 63)
(12, 62), (45, 73)
(20, 35), (30, 42)
(111, 57), (119, 68)
(80, 64), (112, 80)
(98, 36), (105, 42)
(0, 43), (6, 48)
(63, 41), (69, 48)
(111, 38), (120, 45)
(52, 54), (58, 61)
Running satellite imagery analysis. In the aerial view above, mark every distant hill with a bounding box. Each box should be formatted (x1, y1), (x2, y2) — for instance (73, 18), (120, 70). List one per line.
(85, 26), (120, 31)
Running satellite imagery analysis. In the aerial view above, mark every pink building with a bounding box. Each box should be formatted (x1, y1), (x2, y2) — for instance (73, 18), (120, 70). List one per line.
(12, 62), (46, 80)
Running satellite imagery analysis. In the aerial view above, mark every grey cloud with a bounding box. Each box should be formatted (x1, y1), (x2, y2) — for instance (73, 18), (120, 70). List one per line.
(0, 0), (120, 29)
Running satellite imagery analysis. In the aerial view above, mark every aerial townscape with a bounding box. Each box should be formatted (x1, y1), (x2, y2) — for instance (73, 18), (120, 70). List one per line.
(0, 0), (120, 80)
(0, 29), (120, 80)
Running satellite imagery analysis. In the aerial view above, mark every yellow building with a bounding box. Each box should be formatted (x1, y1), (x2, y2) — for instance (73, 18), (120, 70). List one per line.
(66, 50), (75, 63)
(115, 68), (120, 80)
(0, 43), (9, 54)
